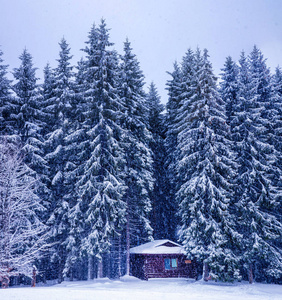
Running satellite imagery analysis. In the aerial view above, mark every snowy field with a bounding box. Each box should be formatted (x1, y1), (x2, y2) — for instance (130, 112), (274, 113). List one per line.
(1, 276), (282, 300)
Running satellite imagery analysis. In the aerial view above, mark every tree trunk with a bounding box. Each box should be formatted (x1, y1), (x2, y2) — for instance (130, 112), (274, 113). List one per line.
(97, 259), (103, 279)
(43, 271), (46, 284)
(70, 268), (73, 282)
(126, 214), (130, 276)
(58, 260), (63, 284)
(203, 262), (209, 281)
(249, 263), (253, 284)
(118, 235), (122, 278)
(31, 267), (36, 287)
(88, 256), (93, 281)
(107, 252), (111, 279)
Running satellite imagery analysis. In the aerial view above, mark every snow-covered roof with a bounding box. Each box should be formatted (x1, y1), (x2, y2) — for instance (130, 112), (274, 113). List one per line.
(129, 239), (186, 255)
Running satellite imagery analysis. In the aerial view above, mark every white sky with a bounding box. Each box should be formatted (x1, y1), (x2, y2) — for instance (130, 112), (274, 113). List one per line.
(1, 0), (282, 103)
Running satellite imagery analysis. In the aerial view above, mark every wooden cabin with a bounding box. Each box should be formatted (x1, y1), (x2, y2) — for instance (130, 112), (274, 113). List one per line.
(130, 239), (197, 280)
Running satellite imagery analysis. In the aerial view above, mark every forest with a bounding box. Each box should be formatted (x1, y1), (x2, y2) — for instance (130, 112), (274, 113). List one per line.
(0, 19), (281, 286)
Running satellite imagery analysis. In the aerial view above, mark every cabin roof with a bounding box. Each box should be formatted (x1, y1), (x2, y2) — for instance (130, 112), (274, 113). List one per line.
(129, 239), (186, 255)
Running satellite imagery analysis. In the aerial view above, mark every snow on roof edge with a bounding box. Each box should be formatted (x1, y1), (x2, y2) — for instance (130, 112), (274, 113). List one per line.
(129, 239), (186, 254)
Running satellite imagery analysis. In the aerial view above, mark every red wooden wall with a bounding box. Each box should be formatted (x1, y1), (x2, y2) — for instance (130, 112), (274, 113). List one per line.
(130, 254), (197, 280)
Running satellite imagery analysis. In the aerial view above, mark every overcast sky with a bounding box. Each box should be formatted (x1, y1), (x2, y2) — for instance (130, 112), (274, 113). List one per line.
(1, 0), (282, 103)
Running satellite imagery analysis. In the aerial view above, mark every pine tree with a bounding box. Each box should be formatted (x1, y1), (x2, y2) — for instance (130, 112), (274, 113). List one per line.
(165, 61), (183, 240)
(0, 49), (13, 135)
(219, 56), (239, 128)
(12, 48), (49, 230)
(174, 49), (196, 193)
(272, 66), (282, 178)
(41, 63), (57, 137)
(165, 49), (197, 241)
(12, 49), (47, 176)
(176, 48), (240, 281)
(43, 38), (76, 283)
(78, 20), (126, 279)
(165, 62), (182, 170)
(12, 49), (39, 141)
(119, 39), (154, 275)
(38, 63), (58, 224)
(64, 58), (89, 281)
(232, 49), (282, 283)
(271, 67), (282, 277)
(146, 82), (174, 239)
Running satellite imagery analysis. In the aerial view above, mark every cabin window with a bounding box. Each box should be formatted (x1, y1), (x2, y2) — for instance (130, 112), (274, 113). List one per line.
(171, 258), (177, 268)
(164, 259), (170, 270)
(164, 258), (178, 270)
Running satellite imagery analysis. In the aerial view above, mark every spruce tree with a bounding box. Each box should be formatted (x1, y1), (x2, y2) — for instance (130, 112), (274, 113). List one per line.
(272, 67), (282, 178)
(119, 39), (154, 275)
(219, 56), (239, 128)
(39, 63), (59, 220)
(64, 59), (89, 281)
(165, 62), (183, 240)
(78, 20), (126, 279)
(44, 38), (75, 282)
(0, 49), (12, 135)
(41, 63), (57, 137)
(146, 82), (175, 239)
(176, 49), (240, 281)
(12, 49), (48, 179)
(165, 62), (182, 171)
(12, 48), (49, 232)
(174, 49), (195, 193)
(232, 50), (282, 283)
(12, 49), (39, 140)
(272, 67), (282, 276)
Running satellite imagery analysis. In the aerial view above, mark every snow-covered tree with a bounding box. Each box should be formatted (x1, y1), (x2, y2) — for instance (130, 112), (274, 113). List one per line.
(271, 67), (282, 274)
(63, 58), (89, 281)
(174, 49), (196, 192)
(41, 63), (57, 137)
(12, 49), (39, 140)
(176, 48), (241, 281)
(12, 49), (48, 177)
(77, 20), (126, 279)
(165, 62), (182, 168)
(219, 56), (239, 128)
(44, 38), (76, 283)
(0, 49), (13, 135)
(232, 49), (282, 283)
(119, 39), (154, 275)
(0, 139), (48, 287)
(12, 49), (50, 241)
(165, 61), (183, 239)
(272, 66), (282, 180)
(146, 82), (176, 240)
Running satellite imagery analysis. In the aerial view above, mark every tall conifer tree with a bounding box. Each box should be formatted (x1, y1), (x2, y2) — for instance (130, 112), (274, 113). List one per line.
(63, 57), (89, 280)
(146, 82), (175, 239)
(12, 49), (48, 186)
(165, 62), (183, 240)
(119, 39), (154, 275)
(44, 39), (75, 282)
(219, 56), (239, 128)
(176, 49), (240, 281)
(78, 20), (126, 279)
(232, 49), (282, 282)
(271, 67), (282, 271)
(0, 49), (12, 135)
(12, 48), (48, 207)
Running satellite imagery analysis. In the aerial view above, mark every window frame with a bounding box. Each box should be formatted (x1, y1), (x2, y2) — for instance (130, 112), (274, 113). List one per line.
(164, 258), (178, 270)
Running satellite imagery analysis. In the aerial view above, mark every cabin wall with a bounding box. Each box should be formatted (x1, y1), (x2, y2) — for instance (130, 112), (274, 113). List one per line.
(130, 254), (197, 280)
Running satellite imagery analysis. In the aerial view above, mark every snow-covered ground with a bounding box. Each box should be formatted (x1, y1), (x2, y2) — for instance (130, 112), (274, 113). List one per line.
(1, 276), (282, 300)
